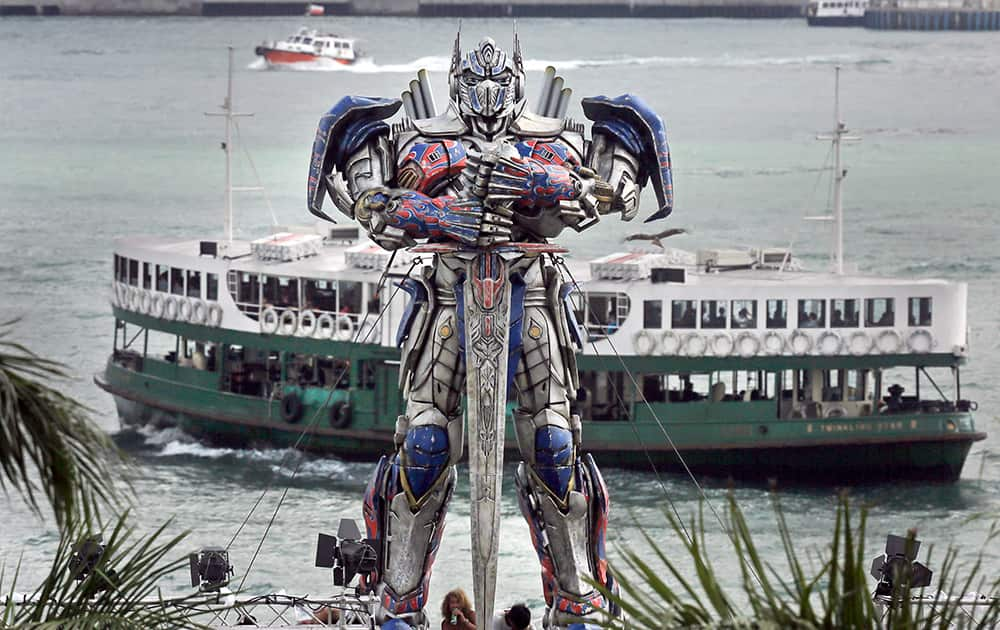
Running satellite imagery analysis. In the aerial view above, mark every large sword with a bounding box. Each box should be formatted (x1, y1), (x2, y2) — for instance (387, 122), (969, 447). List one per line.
(462, 248), (512, 627)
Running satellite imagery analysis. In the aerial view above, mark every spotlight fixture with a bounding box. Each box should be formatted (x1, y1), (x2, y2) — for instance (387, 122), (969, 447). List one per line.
(870, 533), (933, 596)
(315, 518), (378, 587)
(189, 547), (234, 592)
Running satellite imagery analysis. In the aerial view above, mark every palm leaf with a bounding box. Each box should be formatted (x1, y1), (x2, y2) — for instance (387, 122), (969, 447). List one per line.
(5, 511), (213, 628)
(0, 320), (127, 528)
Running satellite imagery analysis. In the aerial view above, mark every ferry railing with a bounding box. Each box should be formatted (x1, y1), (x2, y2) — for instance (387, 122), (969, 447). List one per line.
(5, 590), (379, 628)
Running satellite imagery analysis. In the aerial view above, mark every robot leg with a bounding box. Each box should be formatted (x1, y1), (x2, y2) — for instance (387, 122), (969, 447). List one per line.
(512, 284), (618, 629)
(362, 302), (465, 628)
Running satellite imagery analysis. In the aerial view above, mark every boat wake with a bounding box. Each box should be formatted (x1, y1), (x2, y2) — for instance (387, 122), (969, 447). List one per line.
(247, 53), (890, 74)
(114, 426), (360, 481)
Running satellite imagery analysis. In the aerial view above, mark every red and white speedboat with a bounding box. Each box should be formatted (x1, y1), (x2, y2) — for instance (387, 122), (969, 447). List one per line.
(254, 27), (363, 66)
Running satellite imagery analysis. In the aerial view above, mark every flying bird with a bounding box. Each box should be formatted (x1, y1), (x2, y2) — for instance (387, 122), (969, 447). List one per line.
(624, 228), (688, 249)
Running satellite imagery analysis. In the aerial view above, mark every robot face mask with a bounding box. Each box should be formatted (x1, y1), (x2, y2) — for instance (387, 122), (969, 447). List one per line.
(449, 35), (525, 137)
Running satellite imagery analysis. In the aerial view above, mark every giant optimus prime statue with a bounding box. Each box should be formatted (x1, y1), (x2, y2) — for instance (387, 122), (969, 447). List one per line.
(307, 32), (673, 630)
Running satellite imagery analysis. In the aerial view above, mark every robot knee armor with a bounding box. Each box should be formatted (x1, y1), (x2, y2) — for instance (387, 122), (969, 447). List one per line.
(401, 424), (451, 504)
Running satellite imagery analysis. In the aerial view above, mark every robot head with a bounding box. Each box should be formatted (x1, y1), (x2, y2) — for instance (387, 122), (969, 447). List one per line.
(448, 32), (525, 138)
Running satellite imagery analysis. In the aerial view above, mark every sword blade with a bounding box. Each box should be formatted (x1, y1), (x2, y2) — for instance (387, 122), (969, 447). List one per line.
(463, 250), (512, 628)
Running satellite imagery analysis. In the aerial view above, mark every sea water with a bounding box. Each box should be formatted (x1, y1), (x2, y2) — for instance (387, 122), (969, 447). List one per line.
(1, 15), (999, 623)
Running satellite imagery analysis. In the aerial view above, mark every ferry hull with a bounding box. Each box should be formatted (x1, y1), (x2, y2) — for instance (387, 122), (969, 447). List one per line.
(254, 46), (354, 65)
(807, 15), (865, 26)
(99, 360), (984, 483)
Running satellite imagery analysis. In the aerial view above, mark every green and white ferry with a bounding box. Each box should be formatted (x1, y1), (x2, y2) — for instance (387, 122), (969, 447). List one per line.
(97, 66), (984, 482)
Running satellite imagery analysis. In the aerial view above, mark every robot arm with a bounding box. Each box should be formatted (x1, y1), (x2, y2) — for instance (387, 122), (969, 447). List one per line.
(351, 188), (485, 250)
(309, 96), (495, 250)
(472, 149), (615, 235)
(582, 94), (675, 223)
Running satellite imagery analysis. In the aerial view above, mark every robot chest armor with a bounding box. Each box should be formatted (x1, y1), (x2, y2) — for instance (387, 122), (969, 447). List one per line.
(395, 136), (580, 196)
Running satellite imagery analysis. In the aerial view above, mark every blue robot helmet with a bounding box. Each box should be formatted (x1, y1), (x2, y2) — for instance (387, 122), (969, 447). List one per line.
(448, 30), (525, 133)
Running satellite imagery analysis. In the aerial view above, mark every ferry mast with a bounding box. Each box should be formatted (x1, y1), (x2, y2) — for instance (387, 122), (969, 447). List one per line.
(816, 66), (860, 275)
(205, 47), (259, 253)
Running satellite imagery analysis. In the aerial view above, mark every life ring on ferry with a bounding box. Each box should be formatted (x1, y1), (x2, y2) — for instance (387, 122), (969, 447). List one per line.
(139, 289), (152, 315)
(151, 293), (166, 319)
(633, 330), (658, 355)
(279, 310), (298, 336)
(817, 330), (842, 355)
(735, 331), (761, 358)
(114, 282), (128, 308)
(762, 331), (785, 355)
(329, 400), (352, 429)
(825, 406), (847, 418)
(848, 330), (873, 356)
(660, 331), (681, 355)
(298, 310), (318, 338)
(128, 287), (142, 312)
(877, 329), (903, 354)
(683, 332), (707, 357)
(316, 313), (336, 339)
(789, 330), (813, 356)
(907, 329), (934, 353)
(334, 315), (356, 341)
(177, 297), (193, 322)
(260, 307), (280, 334)
(207, 303), (223, 327)
(711, 332), (734, 356)
(281, 392), (303, 423)
(189, 299), (208, 325)
(163, 296), (179, 321)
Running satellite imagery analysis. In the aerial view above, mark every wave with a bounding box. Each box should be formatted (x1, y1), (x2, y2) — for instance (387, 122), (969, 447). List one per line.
(248, 52), (890, 74)
(115, 426), (358, 480)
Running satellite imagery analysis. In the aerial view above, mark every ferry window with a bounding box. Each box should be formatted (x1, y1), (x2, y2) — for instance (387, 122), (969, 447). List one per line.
(263, 276), (278, 305)
(865, 298), (895, 327)
(128, 259), (139, 286)
(667, 373), (709, 402)
(186, 271), (201, 298)
(170, 267), (184, 295)
(846, 369), (869, 401)
(766, 300), (787, 328)
(305, 279), (338, 312)
(267, 277), (299, 308)
(908, 297), (932, 326)
(367, 284), (382, 313)
(142, 262), (152, 290)
(830, 299), (859, 327)
(797, 299), (825, 328)
(581, 293), (630, 336)
(238, 272), (260, 304)
(341, 281), (363, 313)
(731, 300), (757, 329)
(643, 300), (662, 329)
(207, 273), (218, 301)
(302, 37), (313, 44)
(701, 300), (726, 329)
(156, 265), (168, 292)
(113, 255), (121, 281)
(671, 300), (697, 329)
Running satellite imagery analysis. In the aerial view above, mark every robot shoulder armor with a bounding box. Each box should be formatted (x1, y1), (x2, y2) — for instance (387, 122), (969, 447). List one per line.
(510, 108), (565, 137)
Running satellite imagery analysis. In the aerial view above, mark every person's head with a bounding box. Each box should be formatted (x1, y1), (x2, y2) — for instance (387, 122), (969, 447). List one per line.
(441, 588), (472, 618)
(505, 603), (531, 630)
(449, 33), (525, 138)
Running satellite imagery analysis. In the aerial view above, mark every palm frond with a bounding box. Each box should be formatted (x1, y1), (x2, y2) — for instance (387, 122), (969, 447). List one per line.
(3, 511), (212, 629)
(0, 320), (128, 528)
(592, 491), (1000, 629)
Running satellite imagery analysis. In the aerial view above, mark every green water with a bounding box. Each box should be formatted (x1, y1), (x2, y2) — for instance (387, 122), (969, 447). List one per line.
(2, 15), (998, 623)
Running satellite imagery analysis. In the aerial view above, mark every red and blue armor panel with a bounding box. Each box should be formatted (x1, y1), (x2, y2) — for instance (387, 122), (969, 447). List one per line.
(397, 140), (468, 195)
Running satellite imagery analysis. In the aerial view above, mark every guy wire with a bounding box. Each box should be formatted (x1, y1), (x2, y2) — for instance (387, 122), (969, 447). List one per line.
(552, 254), (767, 592)
(235, 253), (418, 593)
(225, 251), (412, 557)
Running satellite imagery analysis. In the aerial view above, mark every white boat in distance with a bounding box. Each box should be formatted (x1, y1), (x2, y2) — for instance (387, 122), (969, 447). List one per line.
(254, 27), (363, 67)
(807, 0), (868, 25)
